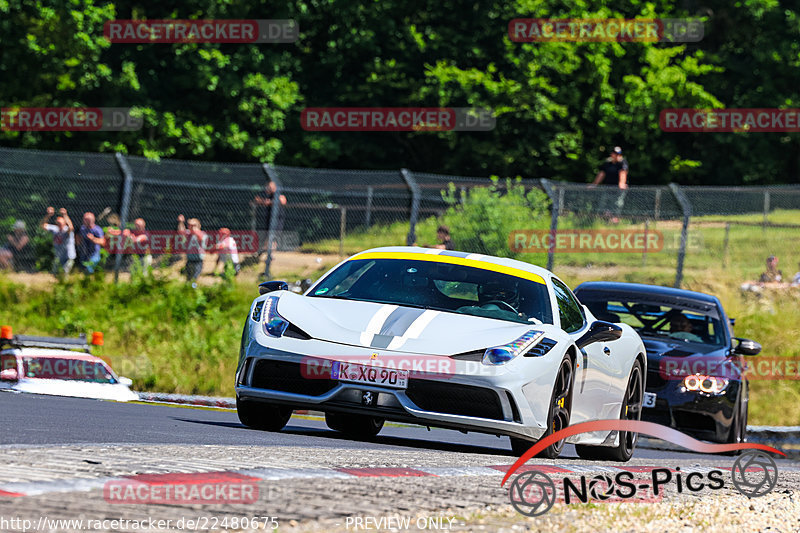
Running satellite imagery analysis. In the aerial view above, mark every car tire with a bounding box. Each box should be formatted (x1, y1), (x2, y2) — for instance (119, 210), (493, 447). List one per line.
(510, 353), (575, 458)
(722, 400), (748, 455)
(236, 397), (293, 431)
(325, 412), (385, 438)
(575, 358), (643, 463)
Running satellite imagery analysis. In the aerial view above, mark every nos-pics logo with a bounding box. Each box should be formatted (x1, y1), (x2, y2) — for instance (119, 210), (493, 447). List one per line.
(503, 420), (782, 517)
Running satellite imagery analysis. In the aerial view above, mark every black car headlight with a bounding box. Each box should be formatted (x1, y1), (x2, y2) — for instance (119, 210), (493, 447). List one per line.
(262, 296), (289, 338)
(682, 373), (729, 394)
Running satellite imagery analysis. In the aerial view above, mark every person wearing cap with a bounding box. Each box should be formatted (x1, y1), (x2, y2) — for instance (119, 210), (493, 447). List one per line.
(592, 146), (629, 189)
(759, 255), (783, 283)
(0, 220), (30, 270)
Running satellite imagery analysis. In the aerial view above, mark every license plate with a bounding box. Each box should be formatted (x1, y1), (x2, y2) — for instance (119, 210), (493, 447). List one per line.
(332, 361), (408, 389)
(643, 392), (657, 408)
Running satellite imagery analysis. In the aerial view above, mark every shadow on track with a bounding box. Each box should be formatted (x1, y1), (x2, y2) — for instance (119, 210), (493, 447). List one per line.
(172, 416), (517, 456)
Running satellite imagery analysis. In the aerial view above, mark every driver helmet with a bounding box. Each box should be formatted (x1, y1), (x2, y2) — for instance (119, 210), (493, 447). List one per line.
(478, 280), (520, 308)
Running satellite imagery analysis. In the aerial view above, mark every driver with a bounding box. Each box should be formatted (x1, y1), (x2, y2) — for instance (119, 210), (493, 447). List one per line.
(669, 314), (702, 342)
(478, 281), (520, 313)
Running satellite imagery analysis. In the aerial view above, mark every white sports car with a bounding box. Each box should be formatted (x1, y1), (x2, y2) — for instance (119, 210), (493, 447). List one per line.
(236, 247), (646, 460)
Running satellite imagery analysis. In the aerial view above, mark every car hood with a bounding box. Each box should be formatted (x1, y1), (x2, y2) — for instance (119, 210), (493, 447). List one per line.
(641, 337), (738, 378)
(274, 291), (551, 355)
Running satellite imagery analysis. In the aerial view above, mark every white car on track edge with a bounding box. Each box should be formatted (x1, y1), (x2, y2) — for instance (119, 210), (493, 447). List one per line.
(236, 247), (646, 460)
(0, 329), (138, 402)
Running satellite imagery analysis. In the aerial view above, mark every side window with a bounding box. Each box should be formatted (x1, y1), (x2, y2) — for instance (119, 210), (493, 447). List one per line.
(552, 279), (585, 333)
(1, 354), (17, 372)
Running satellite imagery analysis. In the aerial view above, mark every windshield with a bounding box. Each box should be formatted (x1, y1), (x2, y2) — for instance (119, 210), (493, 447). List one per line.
(310, 258), (554, 325)
(577, 293), (725, 347)
(22, 357), (117, 384)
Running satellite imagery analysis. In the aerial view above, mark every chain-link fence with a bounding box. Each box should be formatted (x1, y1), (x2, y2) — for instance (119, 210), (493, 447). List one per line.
(1, 145), (798, 286)
(541, 181), (800, 287)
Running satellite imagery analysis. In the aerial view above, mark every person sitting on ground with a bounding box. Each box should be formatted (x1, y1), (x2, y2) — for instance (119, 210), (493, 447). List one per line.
(40, 207), (76, 275)
(0, 220), (30, 271)
(758, 255), (783, 284)
(791, 262), (800, 287)
(214, 228), (240, 275)
(669, 313), (703, 343)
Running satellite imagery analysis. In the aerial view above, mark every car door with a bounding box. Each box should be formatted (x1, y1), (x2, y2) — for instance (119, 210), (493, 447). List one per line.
(551, 278), (610, 421)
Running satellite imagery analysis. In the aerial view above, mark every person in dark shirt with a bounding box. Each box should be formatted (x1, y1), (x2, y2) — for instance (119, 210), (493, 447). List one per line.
(0, 220), (30, 271)
(759, 255), (783, 283)
(593, 146), (629, 189)
(421, 225), (455, 250)
(251, 180), (287, 253)
(77, 212), (105, 273)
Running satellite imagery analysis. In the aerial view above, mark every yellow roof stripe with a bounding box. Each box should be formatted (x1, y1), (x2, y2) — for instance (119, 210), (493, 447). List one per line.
(351, 251), (546, 285)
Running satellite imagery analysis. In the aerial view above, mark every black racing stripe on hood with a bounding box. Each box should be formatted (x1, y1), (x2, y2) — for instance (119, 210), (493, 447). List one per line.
(378, 307), (426, 337)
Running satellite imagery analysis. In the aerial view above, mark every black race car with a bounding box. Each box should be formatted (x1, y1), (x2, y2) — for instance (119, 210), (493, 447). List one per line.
(573, 281), (761, 444)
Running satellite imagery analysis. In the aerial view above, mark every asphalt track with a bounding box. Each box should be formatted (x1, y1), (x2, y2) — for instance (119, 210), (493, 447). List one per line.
(2, 392), (799, 532)
(0, 392), (742, 461)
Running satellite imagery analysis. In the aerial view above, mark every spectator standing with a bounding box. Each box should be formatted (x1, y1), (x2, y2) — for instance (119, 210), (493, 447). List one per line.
(77, 211), (105, 273)
(40, 207), (76, 275)
(593, 146), (629, 189)
(759, 255), (783, 283)
(0, 220), (30, 270)
(252, 180), (287, 253)
(423, 225), (455, 250)
(178, 214), (206, 287)
(215, 228), (240, 275)
(131, 218), (152, 269)
(591, 146), (629, 222)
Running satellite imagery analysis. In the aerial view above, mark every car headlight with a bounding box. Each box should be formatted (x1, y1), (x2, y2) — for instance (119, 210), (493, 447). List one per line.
(682, 373), (729, 394)
(262, 296), (289, 338)
(483, 330), (545, 365)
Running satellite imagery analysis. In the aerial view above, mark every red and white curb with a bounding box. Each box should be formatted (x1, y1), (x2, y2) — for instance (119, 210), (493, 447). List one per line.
(1, 463), (797, 499)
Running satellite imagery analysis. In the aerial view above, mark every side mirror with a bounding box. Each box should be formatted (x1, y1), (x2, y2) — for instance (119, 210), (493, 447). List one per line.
(0, 368), (18, 382)
(733, 338), (761, 356)
(118, 376), (133, 387)
(259, 280), (289, 295)
(576, 321), (623, 349)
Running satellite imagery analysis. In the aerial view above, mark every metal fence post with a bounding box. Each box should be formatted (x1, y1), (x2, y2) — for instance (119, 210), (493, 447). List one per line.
(113, 152), (134, 283)
(401, 168), (420, 246)
(262, 164), (284, 279)
(364, 186), (373, 229)
(669, 183), (692, 288)
(763, 190), (770, 229)
(339, 207), (347, 257)
(722, 222), (731, 268)
(539, 178), (559, 271)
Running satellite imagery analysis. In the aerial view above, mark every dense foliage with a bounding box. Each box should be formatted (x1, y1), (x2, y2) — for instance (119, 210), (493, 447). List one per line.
(1, 0), (798, 184)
